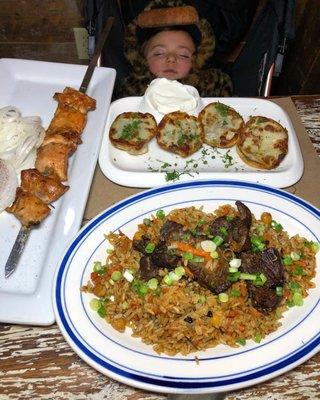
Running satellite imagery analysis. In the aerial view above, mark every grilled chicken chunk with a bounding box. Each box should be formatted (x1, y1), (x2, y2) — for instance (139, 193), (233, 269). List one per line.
(42, 131), (82, 148)
(20, 169), (69, 203)
(53, 87), (96, 114)
(47, 105), (87, 135)
(6, 187), (50, 227)
(35, 142), (75, 181)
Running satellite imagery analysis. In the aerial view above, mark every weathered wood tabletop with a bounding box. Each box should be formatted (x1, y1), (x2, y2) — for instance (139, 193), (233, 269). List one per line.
(1, 95), (319, 400)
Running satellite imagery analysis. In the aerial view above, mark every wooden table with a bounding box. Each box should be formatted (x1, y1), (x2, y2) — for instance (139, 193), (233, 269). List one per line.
(1, 96), (319, 399)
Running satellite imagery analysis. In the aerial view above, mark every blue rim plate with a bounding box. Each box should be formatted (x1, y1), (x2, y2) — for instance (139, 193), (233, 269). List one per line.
(53, 180), (320, 394)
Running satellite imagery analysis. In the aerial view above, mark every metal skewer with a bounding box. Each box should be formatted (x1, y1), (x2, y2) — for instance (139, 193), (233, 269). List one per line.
(5, 17), (114, 278)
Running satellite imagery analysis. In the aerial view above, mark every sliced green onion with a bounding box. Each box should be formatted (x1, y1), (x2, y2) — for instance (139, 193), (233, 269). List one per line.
(210, 250), (219, 259)
(97, 306), (106, 318)
(111, 271), (122, 281)
(229, 258), (241, 269)
(200, 240), (217, 253)
(226, 215), (234, 221)
(143, 218), (152, 226)
(239, 273), (257, 281)
(174, 266), (185, 277)
(192, 256), (205, 263)
(183, 252), (193, 260)
(271, 220), (283, 232)
(229, 267), (239, 273)
(304, 240), (320, 252)
(293, 266), (306, 276)
(147, 278), (159, 290)
(123, 269), (134, 282)
(236, 338), (246, 346)
(156, 209), (165, 219)
(218, 293), (229, 303)
(213, 235), (224, 246)
(228, 271), (241, 282)
(253, 273), (267, 287)
(169, 271), (180, 282)
(283, 255), (293, 266)
(230, 289), (241, 297)
(289, 281), (301, 293)
(93, 261), (103, 272)
(197, 295), (206, 304)
(137, 283), (148, 296)
(122, 301), (129, 309)
(253, 333), (262, 343)
(219, 227), (228, 237)
(145, 242), (156, 254)
(163, 274), (174, 285)
(106, 249), (114, 254)
(108, 279), (115, 286)
(275, 286), (283, 296)
(290, 251), (300, 261)
(293, 292), (303, 306)
(89, 298), (100, 311)
(251, 235), (265, 252)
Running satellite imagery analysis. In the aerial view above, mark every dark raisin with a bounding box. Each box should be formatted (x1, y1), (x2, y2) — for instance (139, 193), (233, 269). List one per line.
(184, 316), (193, 324)
(206, 310), (213, 317)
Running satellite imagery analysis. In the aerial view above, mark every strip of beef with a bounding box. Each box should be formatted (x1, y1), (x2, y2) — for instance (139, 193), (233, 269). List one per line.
(210, 200), (252, 253)
(240, 248), (284, 313)
(187, 254), (232, 294)
(133, 236), (181, 280)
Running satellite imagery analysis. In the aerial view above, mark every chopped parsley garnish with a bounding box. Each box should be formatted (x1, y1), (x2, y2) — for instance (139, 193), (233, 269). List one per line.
(120, 119), (141, 140)
(215, 102), (229, 118)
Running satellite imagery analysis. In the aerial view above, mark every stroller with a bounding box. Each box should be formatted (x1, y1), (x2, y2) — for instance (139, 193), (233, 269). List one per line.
(82, 0), (295, 97)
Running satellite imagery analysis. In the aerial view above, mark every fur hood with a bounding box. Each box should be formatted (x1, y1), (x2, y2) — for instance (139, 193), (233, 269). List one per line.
(115, 0), (232, 98)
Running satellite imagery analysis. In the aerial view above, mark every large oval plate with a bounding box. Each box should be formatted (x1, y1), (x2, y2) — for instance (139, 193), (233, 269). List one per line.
(53, 180), (320, 394)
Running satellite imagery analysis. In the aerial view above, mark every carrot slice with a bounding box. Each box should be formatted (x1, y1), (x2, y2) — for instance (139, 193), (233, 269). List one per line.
(175, 242), (211, 261)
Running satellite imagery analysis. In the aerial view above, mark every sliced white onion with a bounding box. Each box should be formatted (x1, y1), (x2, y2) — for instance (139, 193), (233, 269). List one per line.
(0, 159), (18, 212)
(0, 106), (45, 171)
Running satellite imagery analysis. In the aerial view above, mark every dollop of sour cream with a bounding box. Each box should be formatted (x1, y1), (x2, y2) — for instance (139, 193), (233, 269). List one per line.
(144, 78), (200, 114)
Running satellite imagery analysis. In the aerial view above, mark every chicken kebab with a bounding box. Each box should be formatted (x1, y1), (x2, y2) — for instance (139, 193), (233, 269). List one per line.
(6, 87), (96, 227)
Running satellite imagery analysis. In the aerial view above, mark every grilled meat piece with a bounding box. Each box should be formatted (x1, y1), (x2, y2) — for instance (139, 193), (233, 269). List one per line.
(20, 169), (69, 204)
(48, 105), (87, 134)
(151, 241), (180, 268)
(187, 255), (232, 294)
(35, 142), (75, 181)
(210, 200), (252, 253)
(240, 248), (284, 313)
(42, 131), (82, 148)
(139, 255), (159, 280)
(132, 235), (150, 254)
(53, 87), (96, 114)
(6, 187), (50, 227)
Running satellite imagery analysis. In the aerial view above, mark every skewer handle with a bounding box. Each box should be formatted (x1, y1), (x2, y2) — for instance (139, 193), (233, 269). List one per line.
(5, 226), (31, 278)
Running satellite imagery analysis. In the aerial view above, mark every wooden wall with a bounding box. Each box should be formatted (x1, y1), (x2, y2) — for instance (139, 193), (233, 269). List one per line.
(0, 0), (85, 64)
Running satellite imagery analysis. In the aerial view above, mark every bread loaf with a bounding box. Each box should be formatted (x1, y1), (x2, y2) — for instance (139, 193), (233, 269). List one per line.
(137, 6), (199, 28)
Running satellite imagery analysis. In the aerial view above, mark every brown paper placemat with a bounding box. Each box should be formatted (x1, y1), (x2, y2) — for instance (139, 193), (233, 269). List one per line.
(84, 97), (320, 222)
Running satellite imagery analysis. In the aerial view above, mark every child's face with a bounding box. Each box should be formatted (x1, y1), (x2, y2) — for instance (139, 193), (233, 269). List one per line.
(144, 30), (196, 80)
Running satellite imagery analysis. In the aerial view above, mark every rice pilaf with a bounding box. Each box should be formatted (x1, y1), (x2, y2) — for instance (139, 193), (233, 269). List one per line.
(82, 203), (318, 356)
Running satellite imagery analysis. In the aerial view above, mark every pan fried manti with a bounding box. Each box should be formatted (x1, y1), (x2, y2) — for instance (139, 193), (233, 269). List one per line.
(6, 87), (96, 227)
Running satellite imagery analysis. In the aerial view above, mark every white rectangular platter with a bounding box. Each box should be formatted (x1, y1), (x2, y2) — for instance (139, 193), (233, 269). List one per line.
(99, 96), (304, 188)
(0, 58), (116, 325)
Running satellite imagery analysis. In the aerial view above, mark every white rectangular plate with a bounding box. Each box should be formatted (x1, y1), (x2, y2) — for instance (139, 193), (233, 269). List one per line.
(0, 58), (116, 325)
(99, 97), (304, 188)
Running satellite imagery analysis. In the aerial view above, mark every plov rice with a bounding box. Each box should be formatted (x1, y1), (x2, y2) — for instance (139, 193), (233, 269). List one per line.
(82, 201), (318, 356)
